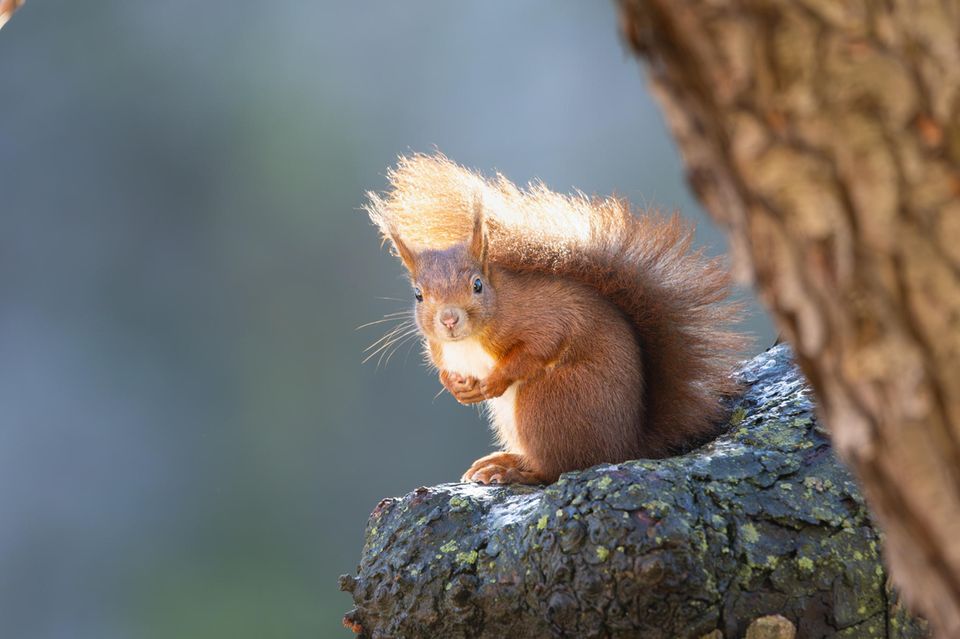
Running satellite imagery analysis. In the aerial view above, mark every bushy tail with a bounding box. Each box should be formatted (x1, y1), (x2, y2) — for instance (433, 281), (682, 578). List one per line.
(366, 153), (747, 453)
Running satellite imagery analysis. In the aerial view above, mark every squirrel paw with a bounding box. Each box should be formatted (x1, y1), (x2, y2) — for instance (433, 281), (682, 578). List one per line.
(461, 452), (546, 485)
(479, 374), (511, 399)
(440, 371), (485, 405)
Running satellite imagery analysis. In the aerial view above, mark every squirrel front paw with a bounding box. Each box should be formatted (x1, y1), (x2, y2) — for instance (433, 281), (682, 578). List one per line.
(439, 370), (485, 405)
(479, 373), (511, 399)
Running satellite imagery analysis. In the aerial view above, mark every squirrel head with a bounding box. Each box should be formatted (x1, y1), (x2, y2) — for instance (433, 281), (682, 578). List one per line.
(388, 210), (495, 343)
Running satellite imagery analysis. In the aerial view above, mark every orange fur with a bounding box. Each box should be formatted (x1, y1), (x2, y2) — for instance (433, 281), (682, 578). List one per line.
(366, 153), (746, 484)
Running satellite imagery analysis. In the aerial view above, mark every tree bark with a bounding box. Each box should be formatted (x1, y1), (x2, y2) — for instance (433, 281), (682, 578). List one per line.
(341, 347), (929, 638)
(616, 1), (960, 634)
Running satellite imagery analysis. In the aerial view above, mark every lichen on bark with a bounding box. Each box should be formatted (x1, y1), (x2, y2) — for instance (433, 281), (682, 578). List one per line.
(340, 347), (928, 638)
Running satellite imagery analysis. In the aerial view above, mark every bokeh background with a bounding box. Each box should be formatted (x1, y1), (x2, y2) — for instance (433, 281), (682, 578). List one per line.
(0, 2), (775, 637)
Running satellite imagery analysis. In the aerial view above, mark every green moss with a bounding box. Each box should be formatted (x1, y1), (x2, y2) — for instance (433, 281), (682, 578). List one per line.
(456, 550), (478, 565)
(797, 556), (814, 571)
(536, 515), (549, 530)
(595, 546), (610, 562)
(740, 523), (760, 544)
(596, 476), (613, 490)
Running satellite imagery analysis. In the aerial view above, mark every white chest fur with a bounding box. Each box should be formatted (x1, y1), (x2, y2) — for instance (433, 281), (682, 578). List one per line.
(440, 338), (495, 378)
(440, 339), (522, 454)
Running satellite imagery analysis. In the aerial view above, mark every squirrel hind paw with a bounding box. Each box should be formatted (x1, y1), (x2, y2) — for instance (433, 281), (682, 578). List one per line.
(460, 452), (547, 485)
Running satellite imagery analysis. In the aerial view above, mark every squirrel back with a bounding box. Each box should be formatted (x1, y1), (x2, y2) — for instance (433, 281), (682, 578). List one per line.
(366, 153), (746, 460)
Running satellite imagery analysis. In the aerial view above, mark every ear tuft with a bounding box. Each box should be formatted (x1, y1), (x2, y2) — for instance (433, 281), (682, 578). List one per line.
(388, 227), (417, 274)
(469, 198), (488, 270)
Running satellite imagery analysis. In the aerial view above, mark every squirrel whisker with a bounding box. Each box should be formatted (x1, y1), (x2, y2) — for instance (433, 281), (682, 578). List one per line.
(370, 328), (420, 368)
(363, 321), (414, 353)
(363, 326), (419, 365)
(381, 331), (420, 368)
(355, 313), (414, 331)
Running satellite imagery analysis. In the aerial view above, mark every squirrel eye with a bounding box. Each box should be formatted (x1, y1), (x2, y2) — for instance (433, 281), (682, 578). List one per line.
(473, 278), (483, 294)
(414, 287), (423, 302)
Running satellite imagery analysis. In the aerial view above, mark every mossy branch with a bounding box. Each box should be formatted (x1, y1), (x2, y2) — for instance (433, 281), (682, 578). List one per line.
(340, 348), (928, 638)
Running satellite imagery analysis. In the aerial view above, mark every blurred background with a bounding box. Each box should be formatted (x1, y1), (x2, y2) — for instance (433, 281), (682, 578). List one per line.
(0, 1), (774, 637)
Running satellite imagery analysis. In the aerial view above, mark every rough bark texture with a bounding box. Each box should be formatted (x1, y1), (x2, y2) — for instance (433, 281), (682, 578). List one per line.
(340, 347), (929, 638)
(616, 1), (960, 634)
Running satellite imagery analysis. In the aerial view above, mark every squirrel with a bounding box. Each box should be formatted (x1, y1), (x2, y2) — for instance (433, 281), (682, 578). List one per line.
(365, 153), (746, 485)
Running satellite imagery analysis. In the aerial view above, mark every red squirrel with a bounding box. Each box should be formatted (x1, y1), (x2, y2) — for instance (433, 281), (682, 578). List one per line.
(366, 153), (745, 485)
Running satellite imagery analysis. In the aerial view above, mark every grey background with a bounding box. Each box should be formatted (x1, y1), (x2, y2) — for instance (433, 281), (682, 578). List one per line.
(0, 2), (774, 637)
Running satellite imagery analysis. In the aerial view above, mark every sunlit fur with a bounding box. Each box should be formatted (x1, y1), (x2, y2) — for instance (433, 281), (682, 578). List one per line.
(365, 153), (747, 483)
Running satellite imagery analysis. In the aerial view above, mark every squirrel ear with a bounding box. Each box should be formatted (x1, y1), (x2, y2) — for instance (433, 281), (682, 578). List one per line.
(387, 228), (417, 274)
(469, 199), (488, 271)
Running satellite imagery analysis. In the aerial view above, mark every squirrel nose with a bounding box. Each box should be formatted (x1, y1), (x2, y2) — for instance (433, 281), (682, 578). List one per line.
(440, 309), (461, 329)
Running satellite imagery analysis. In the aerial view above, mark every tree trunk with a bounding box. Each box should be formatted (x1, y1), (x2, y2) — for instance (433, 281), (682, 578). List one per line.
(615, 1), (960, 634)
(341, 347), (929, 638)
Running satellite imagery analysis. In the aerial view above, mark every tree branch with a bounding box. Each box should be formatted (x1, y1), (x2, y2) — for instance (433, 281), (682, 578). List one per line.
(340, 348), (929, 638)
